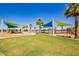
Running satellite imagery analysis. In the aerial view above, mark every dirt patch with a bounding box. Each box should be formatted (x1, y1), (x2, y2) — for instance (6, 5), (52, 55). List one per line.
(0, 32), (36, 39)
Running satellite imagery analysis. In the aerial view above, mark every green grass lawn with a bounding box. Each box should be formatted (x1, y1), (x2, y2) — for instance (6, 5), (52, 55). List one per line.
(0, 34), (79, 56)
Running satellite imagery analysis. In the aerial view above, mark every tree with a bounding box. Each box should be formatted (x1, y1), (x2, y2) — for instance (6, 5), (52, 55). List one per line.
(29, 24), (32, 32)
(36, 18), (43, 33)
(23, 25), (28, 31)
(64, 3), (79, 39)
(25, 25), (28, 31)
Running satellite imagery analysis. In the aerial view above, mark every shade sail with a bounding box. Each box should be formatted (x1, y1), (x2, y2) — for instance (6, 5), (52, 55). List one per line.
(54, 19), (72, 27)
(4, 21), (21, 28)
(42, 21), (52, 27)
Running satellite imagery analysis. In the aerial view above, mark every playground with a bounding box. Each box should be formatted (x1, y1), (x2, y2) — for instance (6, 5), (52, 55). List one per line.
(0, 19), (79, 56)
(0, 19), (76, 39)
(0, 3), (79, 56)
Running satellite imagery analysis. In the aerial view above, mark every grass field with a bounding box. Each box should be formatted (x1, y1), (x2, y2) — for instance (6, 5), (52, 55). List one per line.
(0, 34), (79, 56)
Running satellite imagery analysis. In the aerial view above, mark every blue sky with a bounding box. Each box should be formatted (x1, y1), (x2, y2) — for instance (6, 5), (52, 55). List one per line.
(0, 3), (74, 29)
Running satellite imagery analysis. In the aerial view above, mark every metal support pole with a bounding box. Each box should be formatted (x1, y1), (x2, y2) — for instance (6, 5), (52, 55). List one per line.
(52, 19), (54, 35)
(1, 19), (3, 33)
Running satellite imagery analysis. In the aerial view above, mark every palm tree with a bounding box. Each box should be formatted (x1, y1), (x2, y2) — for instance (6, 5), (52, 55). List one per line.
(25, 25), (28, 31)
(29, 24), (32, 32)
(36, 18), (43, 33)
(23, 25), (28, 31)
(34, 27), (36, 32)
(64, 3), (79, 39)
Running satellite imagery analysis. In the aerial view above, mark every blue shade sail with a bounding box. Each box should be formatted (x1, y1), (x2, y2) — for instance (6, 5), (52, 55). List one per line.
(43, 21), (52, 27)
